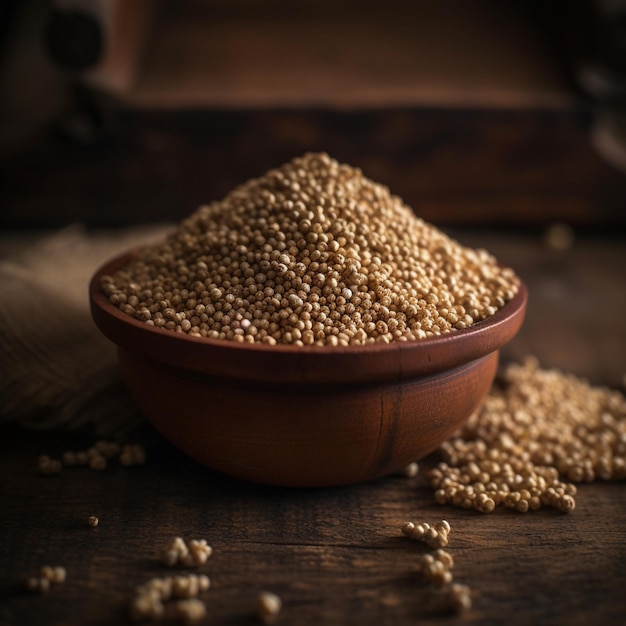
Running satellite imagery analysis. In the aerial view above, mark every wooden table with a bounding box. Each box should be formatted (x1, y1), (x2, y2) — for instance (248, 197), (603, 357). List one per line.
(1, 234), (625, 626)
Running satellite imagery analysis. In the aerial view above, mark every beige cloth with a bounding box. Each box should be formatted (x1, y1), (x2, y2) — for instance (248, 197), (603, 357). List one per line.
(0, 224), (170, 437)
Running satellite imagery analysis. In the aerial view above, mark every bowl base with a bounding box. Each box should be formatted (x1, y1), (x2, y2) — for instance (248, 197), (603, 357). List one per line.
(118, 349), (499, 487)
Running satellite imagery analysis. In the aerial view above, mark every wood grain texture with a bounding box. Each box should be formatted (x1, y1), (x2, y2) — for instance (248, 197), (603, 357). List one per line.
(117, 350), (497, 487)
(1, 426), (625, 626)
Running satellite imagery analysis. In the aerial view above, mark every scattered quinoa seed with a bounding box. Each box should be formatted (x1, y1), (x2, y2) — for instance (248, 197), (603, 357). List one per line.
(130, 574), (210, 622)
(448, 583), (472, 614)
(120, 444), (147, 467)
(402, 462), (419, 478)
(51, 567), (66, 584)
(174, 598), (206, 624)
(129, 594), (164, 622)
(399, 521), (470, 611)
(401, 520), (450, 548)
(428, 357), (626, 513)
(38, 441), (146, 476)
(163, 537), (189, 567)
(62, 451), (77, 466)
(433, 549), (454, 569)
(96, 440), (122, 459)
(88, 515), (99, 528)
(75, 451), (88, 466)
(88, 454), (107, 471)
(186, 539), (213, 566)
(418, 554), (453, 586)
(25, 576), (44, 593)
(37, 455), (62, 476)
(25, 576), (50, 593)
(25, 566), (66, 593)
(162, 537), (212, 568)
(257, 591), (282, 624)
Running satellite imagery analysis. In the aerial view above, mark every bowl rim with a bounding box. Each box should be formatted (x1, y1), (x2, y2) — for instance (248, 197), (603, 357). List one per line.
(90, 249), (527, 385)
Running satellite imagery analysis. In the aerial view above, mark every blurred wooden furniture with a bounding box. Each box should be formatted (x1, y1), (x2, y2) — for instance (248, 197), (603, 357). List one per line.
(122, 0), (571, 110)
(2, 107), (626, 230)
(2, 0), (625, 229)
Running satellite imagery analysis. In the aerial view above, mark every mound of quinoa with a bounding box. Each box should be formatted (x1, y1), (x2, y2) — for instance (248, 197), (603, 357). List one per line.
(101, 153), (519, 346)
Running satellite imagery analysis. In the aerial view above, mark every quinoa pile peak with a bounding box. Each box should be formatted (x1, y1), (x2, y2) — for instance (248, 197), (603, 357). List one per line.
(101, 152), (519, 346)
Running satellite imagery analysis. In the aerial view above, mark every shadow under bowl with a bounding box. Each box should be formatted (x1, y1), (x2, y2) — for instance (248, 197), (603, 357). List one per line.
(90, 251), (527, 487)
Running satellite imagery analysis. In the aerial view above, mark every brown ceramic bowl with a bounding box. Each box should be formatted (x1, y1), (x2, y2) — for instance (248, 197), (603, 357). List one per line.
(90, 251), (527, 488)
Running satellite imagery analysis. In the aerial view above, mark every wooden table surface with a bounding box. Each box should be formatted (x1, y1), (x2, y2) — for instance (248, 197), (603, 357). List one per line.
(1, 233), (625, 626)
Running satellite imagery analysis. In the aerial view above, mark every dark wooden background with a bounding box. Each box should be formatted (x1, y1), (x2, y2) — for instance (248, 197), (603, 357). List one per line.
(2, 0), (625, 233)
(2, 107), (626, 232)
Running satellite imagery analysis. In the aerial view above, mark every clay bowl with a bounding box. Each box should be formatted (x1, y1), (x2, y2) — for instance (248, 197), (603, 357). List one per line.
(90, 251), (527, 488)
